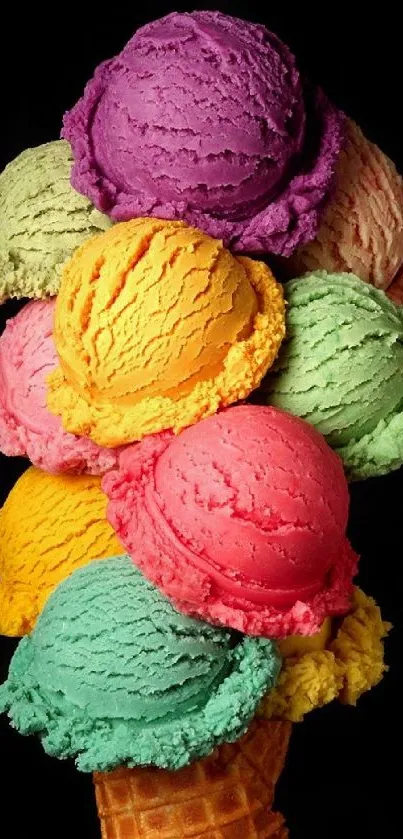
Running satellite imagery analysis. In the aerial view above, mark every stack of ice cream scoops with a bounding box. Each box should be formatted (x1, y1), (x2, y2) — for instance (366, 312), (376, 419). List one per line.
(0, 11), (399, 837)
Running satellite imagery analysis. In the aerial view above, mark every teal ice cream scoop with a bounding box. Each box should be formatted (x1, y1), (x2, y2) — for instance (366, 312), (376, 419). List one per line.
(0, 555), (280, 772)
(263, 271), (403, 480)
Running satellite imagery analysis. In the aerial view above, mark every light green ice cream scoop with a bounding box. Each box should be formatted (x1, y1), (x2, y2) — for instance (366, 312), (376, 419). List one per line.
(263, 271), (403, 480)
(0, 555), (280, 772)
(0, 140), (111, 301)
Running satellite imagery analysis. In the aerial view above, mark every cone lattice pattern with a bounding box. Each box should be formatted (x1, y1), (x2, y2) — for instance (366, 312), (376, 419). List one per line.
(94, 719), (291, 838)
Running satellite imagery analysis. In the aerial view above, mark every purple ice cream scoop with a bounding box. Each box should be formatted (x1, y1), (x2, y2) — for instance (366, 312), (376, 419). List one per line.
(62, 11), (344, 256)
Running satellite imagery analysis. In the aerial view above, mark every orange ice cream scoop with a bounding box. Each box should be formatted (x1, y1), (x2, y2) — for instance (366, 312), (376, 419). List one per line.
(0, 467), (122, 636)
(47, 218), (285, 446)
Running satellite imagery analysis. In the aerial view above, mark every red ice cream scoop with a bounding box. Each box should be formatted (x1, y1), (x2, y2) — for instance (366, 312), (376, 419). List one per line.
(103, 405), (357, 637)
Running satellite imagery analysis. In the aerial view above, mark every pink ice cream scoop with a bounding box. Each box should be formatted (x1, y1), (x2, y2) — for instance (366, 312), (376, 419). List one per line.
(63, 11), (344, 256)
(0, 299), (120, 475)
(103, 405), (357, 637)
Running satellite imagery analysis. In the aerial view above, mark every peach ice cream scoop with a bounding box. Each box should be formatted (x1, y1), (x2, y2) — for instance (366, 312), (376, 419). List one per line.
(387, 265), (403, 305)
(286, 119), (403, 289)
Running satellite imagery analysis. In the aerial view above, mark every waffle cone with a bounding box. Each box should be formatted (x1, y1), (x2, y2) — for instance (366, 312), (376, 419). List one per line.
(93, 719), (291, 838)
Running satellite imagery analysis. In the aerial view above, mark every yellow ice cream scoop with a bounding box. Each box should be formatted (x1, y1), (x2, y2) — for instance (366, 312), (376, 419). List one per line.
(0, 467), (122, 636)
(47, 218), (285, 446)
(278, 617), (332, 658)
(259, 588), (390, 722)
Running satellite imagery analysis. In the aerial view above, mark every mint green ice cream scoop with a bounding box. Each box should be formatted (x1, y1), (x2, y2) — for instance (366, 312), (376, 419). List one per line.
(0, 140), (111, 302)
(0, 555), (280, 772)
(263, 271), (403, 480)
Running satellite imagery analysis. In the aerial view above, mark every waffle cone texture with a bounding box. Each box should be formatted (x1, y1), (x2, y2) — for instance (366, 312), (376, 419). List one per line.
(94, 718), (291, 839)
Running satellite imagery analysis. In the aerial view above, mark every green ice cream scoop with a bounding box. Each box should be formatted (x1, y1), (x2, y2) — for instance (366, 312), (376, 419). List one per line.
(0, 555), (280, 772)
(0, 140), (111, 301)
(263, 271), (403, 480)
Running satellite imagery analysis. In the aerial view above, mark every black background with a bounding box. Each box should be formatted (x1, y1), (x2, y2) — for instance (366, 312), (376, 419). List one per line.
(0, 3), (401, 837)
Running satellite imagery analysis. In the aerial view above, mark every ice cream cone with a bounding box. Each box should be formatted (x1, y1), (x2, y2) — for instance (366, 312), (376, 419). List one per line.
(93, 719), (291, 838)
